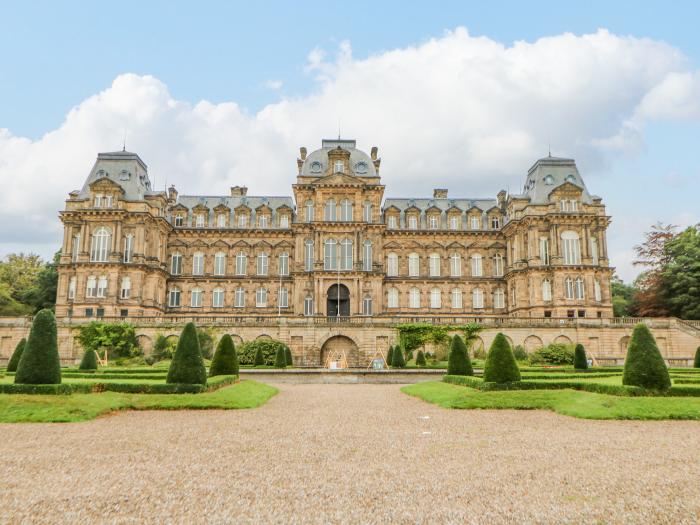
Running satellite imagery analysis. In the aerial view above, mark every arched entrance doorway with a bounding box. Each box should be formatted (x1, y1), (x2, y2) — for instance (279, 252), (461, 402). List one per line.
(320, 335), (359, 367)
(327, 284), (350, 317)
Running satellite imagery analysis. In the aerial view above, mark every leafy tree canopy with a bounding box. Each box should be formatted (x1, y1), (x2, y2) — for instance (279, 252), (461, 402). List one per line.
(77, 322), (140, 359)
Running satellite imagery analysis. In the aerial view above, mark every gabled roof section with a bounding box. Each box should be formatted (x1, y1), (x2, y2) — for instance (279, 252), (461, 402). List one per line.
(311, 172), (366, 186)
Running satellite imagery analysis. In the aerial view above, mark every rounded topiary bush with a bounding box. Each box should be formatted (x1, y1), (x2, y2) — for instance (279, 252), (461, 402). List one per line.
(386, 346), (394, 367)
(285, 346), (293, 366)
(483, 333), (521, 383)
(15, 309), (61, 385)
(166, 322), (207, 385)
(391, 345), (406, 368)
(7, 338), (26, 373)
(274, 345), (287, 368)
(253, 347), (265, 366)
(573, 343), (588, 370)
(415, 350), (427, 367)
(447, 335), (473, 376)
(79, 348), (98, 371)
(209, 334), (239, 377)
(694, 346), (700, 369)
(622, 324), (671, 390)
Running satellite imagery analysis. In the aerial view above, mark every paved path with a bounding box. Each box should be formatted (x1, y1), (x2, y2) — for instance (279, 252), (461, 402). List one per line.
(1, 384), (700, 524)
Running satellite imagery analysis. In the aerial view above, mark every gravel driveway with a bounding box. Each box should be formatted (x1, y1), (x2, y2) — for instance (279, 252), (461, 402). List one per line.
(1, 383), (699, 524)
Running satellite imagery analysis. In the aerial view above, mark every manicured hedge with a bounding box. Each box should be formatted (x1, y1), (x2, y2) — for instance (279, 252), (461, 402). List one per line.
(7, 338), (26, 372)
(446, 335), (472, 376)
(167, 322), (207, 385)
(209, 334), (239, 377)
(391, 345), (406, 368)
(573, 344), (588, 370)
(15, 309), (62, 385)
(61, 373), (167, 380)
(483, 333), (521, 383)
(0, 383), (88, 395)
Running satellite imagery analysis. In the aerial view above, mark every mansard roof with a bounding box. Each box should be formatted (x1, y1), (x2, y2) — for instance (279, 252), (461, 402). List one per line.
(520, 155), (594, 205)
(78, 150), (160, 201)
(176, 195), (294, 212)
(383, 198), (498, 213)
(299, 139), (379, 178)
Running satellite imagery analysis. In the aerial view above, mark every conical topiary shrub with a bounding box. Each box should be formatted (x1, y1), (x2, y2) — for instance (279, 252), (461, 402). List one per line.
(391, 345), (406, 368)
(7, 338), (26, 373)
(622, 324), (671, 390)
(285, 346), (293, 366)
(447, 334), (473, 376)
(415, 350), (427, 367)
(166, 322), (207, 385)
(274, 345), (287, 368)
(386, 346), (394, 367)
(253, 347), (265, 366)
(15, 309), (61, 385)
(209, 334), (239, 377)
(483, 333), (521, 383)
(694, 346), (700, 369)
(573, 343), (588, 370)
(79, 348), (98, 371)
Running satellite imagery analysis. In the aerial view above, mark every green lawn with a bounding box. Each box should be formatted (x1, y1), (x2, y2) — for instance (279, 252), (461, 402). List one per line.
(0, 380), (278, 423)
(402, 381), (700, 420)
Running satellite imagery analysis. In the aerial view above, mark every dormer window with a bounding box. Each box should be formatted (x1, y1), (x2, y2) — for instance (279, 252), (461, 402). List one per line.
(544, 175), (554, 185)
(174, 214), (184, 227)
(560, 200), (578, 212)
(428, 215), (439, 230)
(217, 214), (227, 228)
(490, 216), (501, 229)
(449, 216), (460, 230)
(195, 213), (206, 227)
(407, 216), (418, 230)
(94, 194), (111, 207)
(334, 160), (344, 174)
(279, 215), (289, 228)
(565, 174), (576, 183)
(387, 215), (398, 229)
(470, 216), (481, 230)
(259, 215), (269, 228)
(119, 170), (131, 181)
(238, 214), (248, 228)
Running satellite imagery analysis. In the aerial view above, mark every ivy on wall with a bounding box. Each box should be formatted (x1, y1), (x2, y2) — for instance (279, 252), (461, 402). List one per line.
(396, 323), (483, 353)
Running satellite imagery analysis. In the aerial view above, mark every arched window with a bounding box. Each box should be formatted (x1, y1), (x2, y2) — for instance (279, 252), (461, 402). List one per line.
(192, 252), (204, 275)
(408, 253), (420, 277)
(561, 231), (581, 265)
(542, 279), (552, 301)
(235, 252), (247, 276)
(594, 279), (602, 302)
(471, 254), (483, 277)
(234, 287), (245, 308)
(340, 199), (353, 221)
(171, 253), (183, 275)
(430, 287), (441, 308)
(257, 253), (269, 276)
(90, 227), (111, 262)
(387, 252), (398, 277)
(279, 252), (289, 276)
(212, 288), (224, 308)
(340, 239), (353, 270)
(429, 253), (440, 277)
(450, 253), (461, 277)
(363, 201), (372, 223)
(169, 287), (181, 307)
(544, 174), (554, 185)
(256, 287), (267, 307)
(565, 277), (575, 299)
(451, 288), (462, 309)
(409, 287), (421, 308)
(304, 295), (314, 316)
(191, 288), (203, 308)
(362, 295), (373, 316)
(304, 239), (314, 271)
(324, 199), (336, 221)
(575, 277), (585, 299)
(472, 288), (484, 309)
(363, 240), (372, 271)
(387, 288), (399, 308)
(324, 239), (337, 270)
(214, 252), (226, 276)
(493, 288), (505, 309)
(305, 200), (314, 222)
(493, 254), (504, 277)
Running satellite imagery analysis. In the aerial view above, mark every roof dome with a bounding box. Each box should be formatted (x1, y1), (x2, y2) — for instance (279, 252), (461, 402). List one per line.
(300, 139), (378, 178)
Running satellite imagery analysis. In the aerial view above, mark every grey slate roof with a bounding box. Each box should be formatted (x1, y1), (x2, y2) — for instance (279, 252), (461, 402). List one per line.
(383, 198), (498, 213)
(300, 139), (378, 178)
(176, 195), (294, 211)
(521, 156), (593, 205)
(78, 150), (153, 201)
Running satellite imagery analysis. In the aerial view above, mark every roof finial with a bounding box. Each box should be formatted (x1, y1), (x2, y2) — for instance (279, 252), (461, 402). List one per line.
(338, 119), (341, 140)
(548, 139), (551, 158)
(122, 128), (127, 152)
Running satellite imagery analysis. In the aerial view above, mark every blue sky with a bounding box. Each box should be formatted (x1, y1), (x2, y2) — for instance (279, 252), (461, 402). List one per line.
(1, 0), (699, 282)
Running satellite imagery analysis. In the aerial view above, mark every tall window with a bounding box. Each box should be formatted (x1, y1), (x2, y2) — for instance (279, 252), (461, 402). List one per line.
(235, 252), (247, 276)
(493, 288), (505, 309)
(195, 213), (206, 227)
(539, 237), (550, 265)
(542, 279), (552, 301)
(214, 252), (226, 276)
(171, 253), (182, 275)
(470, 216), (481, 230)
(97, 276), (108, 298)
(324, 239), (337, 270)
(169, 287), (181, 307)
(450, 253), (461, 277)
(493, 254), (504, 277)
(174, 214), (184, 227)
(238, 214), (248, 228)
(71, 234), (80, 262)
(191, 288), (203, 307)
(590, 237), (599, 265)
(340, 239), (353, 270)
(565, 277), (575, 299)
(472, 288), (484, 309)
(562, 231), (581, 265)
(304, 239), (314, 272)
(304, 295), (314, 316)
(575, 277), (585, 299)
(408, 216), (418, 230)
(387, 288), (399, 308)
(279, 288), (289, 308)
(86, 276), (97, 298)
(363, 240), (372, 271)
(387, 215), (398, 229)
(340, 199), (353, 221)
(324, 199), (336, 221)
(192, 252), (204, 275)
(594, 279), (602, 302)
(408, 253), (420, 277)
(334, 160), (344, 173)
(490, 216), (501, 229)
(256, 288), (267, 307)
(123, 234), (133, 263)
(259, 215), (269, 228)
(429, 253), (441, 277)
(429, 215), (439, 230)
(471, 254), (483, 277)
(451, 288), (462, 309)
(90, 227), (111, 262)
(305, 200), (314, 222)
(430, 288), (441, 308)
(257, 253), (269, 276)
(279, 252), (289, 276)
(212, 288), (224, 308)
(409, 287), (421, 308)
(449, 216), (460, 230)
(279, 215), (289, 228)
(363, 201), (372, 223)
(68, 277), (76, 300)
(234, 287), (245, 308)
(362, 295), (373, 315)
(387, 252), (398, 277)
(217, 213), (227, 228)
(120, 277), (131, 299)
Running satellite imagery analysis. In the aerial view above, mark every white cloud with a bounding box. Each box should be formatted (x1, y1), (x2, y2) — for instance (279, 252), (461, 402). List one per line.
(0, 27), (698, 279)
(264, 79), (283, 91)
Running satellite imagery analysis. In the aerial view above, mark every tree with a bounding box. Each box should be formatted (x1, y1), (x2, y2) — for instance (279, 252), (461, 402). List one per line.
(386, 346), (394, 366)
(166, 322), (207, 385)
(209, 334), (239, 377)
(19, 251), (59, 312)
(253, 347), (265, 366)
(391, 345), (406, 368)
(153, 334), (178, 361)
(694, 347), (700, 369)
(660, 225), (700, 319)
(573, 344), (588, 370)
(483, 333), (521, 383)
(7, 338), (26, 372)
(415, 350), (427, 367)
(633, 223), (677, 317)
(274, 345), (287, 368)
(77, 322), (139, 359)
(197, 328), (215, 359)
(14, 309), (61, 384)
(622, 324), (671, 390)
(610, 275), (638, 317)
(79, 349), (98, 370)
(285, 346), (293, 366)
(446, 334), (472, 376)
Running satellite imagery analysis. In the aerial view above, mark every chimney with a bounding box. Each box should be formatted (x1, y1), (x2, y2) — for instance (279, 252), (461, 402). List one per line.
(168, 185), (178, 202)
(230, 186), (248, 197)
(497, 190), (507, 208)
(299, 147), (307, 160)
(433, 188), (448, 199)
(370, 146), (378, 160)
